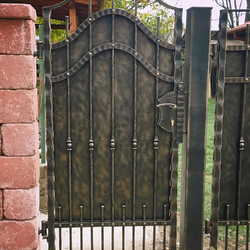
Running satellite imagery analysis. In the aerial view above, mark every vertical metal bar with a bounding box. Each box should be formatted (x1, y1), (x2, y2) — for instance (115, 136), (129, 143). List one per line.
(225, 204), (230, 249)
(210, 10), (227, 249)
(142, 205), (146, 250)
(236, 225), (239, 250)
(132, 3), (138, 250)
(59, 206), (62, 250)
(122, 205), (126, 250)
(175, 8), (184, 143)
(101, 205), (105, 250)
(88, 0), (92, 16)
(163, 204), (167, 250)
(235, 23), (250, 250)
(169, 137), (178, 250)
(246, 204), (250, 250)
(38, 25), (46, 164)
(80, 205), (83, 250)
(65, 16), (73, 250)
(180, 7), (211, 250)
(111, 9), (116, 250)
(153, 16), (160, 250)
(43, 7), (56, 249)
(112, 0), (114, 9)
(134, 0), (137, 17)
(170, 8), (182, 250)
(87, 5), (94, 250)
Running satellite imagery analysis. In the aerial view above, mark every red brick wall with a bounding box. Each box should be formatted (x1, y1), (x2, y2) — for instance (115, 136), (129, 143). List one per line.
(0, 4), (40, 249)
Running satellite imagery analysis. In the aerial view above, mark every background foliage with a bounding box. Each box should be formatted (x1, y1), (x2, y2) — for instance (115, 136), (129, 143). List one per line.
(36, 0), (176, 43)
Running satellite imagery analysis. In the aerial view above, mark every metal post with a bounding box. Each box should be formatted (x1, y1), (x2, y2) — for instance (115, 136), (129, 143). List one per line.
(38, 25), (46, 164)
(180, 7), (211, 250)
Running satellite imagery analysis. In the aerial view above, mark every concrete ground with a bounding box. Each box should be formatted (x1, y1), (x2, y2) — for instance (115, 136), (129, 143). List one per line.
(40, 213), (176, 250)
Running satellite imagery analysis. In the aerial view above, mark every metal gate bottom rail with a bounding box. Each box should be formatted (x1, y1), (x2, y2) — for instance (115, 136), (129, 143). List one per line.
(54, 220), (171, 228)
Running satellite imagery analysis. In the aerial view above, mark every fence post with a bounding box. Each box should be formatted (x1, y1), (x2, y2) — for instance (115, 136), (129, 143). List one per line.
(180, 7), (211, 250)
(0, 4), (40, 249)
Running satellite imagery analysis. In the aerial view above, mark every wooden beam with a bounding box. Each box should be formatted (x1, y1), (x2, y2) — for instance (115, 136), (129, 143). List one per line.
(69, 0), (79, 34)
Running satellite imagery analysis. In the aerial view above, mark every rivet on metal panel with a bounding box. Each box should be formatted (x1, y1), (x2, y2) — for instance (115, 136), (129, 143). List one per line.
(89, 52), (93, 57)
(157, 39), (161, 43)
(112, 43), (116, 47)
(112, 9), (115, 13)
(66, 39), (69, 43)
(178, 84), (185, 92)
(134, 52), (138, 56)
(89, 140), (94, 149)
(247, 45), (250, 49)
(239, 137), (245, 151)
(156, 72), (160, 76)
(153, 139), (159, 149)
(66, 72), (70, 76)
(89, 17), (92, 22)
(135, 18), (138, 22)
(110, 139), (115, 149)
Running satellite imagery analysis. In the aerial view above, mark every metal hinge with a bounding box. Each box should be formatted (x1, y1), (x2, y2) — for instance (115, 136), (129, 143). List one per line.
(204, 218), (211, 237)
(39, 220), (48, 240)
(34, 41), (44, 59)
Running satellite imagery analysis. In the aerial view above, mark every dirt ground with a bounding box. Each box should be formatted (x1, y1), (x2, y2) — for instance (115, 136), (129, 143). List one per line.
(39, 165), (247, 249)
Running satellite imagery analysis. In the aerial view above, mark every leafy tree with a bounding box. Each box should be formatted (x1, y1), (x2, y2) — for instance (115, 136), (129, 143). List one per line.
(36, 0), (176, 43)
(36, 17), (66, 43)
(105, 0), (176, 42)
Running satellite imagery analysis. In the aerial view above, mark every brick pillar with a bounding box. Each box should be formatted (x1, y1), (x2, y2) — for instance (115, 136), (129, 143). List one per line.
(0, 4), (40, 250)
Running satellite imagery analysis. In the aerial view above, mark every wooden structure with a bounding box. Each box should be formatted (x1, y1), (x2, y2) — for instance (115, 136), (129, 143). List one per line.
(1, 0), (106, 33)
(227, 20), (250, 41)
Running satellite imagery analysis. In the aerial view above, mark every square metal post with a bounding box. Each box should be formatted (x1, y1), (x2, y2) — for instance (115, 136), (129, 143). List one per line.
(180, 7), (211, 250)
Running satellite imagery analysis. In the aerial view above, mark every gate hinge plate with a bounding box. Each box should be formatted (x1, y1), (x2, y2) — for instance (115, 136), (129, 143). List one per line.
(39, 220), (48, 240)
(34, 41), (44, 59)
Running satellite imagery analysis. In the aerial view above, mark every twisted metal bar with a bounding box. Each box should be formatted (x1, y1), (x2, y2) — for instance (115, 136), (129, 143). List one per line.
(210, 10), (228, 248)
(43, 6), (56, 249)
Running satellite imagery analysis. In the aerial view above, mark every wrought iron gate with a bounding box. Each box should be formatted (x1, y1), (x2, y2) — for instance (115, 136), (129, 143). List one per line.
(42, 0), (184, 249)
(208, 9), (250, 249)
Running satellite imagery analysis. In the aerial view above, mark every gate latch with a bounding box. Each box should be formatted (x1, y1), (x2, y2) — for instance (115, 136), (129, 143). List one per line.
(39, 220), (48, 240)
(157, 91), (177, 133)
(34, 41), (43, 59)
